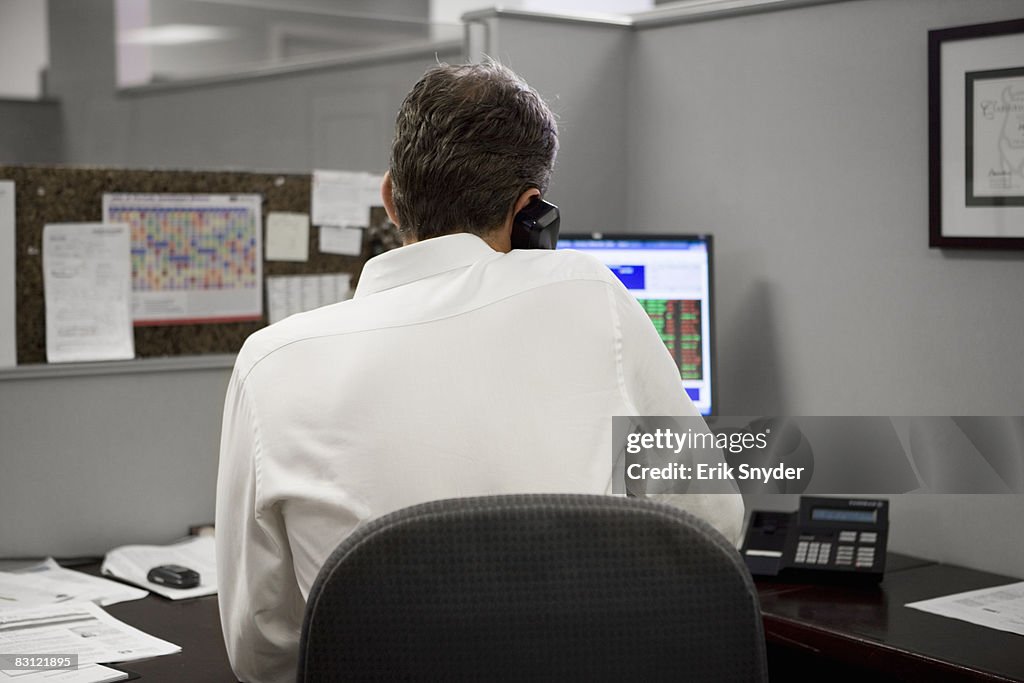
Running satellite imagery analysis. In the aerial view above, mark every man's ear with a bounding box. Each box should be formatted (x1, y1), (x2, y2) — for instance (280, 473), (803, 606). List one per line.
(512, 188), (541, 218)
(381, 171), (400, 227)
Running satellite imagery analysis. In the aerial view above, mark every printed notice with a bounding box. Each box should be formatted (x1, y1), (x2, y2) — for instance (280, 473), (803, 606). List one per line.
(103, 193), (263, 324)
(266, 273), (352, 324)
(0, 181), (14, 367)
(43, 223), (134, 363)
(311, 170), (382, 228)
(319, 225), (363, 256)
(265, 212), (310, 262)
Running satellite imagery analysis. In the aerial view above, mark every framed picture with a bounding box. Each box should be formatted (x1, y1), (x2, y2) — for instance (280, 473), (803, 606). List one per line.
(929, 18), (1024, 249)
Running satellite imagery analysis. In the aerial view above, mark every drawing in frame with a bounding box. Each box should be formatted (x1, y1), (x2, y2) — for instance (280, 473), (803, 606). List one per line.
(929, 17), (1024, 249)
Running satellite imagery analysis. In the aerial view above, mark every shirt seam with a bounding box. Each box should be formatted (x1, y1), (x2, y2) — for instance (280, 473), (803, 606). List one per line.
(238, 275), (618, 385)
(605, 284), (642, 416)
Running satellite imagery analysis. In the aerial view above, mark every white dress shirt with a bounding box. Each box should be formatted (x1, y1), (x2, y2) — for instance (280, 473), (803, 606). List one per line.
(216, 233), (743, 683)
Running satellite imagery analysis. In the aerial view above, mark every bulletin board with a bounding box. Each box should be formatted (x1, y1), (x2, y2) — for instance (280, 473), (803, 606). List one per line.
(1, 165), (390, 364)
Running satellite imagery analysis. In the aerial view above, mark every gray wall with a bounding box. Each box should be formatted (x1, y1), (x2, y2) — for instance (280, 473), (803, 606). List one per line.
(466, 13), (633, 234)
(0, 364), (231, 556)
(0, 99), (64, 163)
(0, 1), (461, 557)
(47, 0), (460, 172)
(623, 0), (1024, 576)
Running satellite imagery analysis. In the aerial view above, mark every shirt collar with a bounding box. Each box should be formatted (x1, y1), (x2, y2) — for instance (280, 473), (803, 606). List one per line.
(354, 233), (499, 298)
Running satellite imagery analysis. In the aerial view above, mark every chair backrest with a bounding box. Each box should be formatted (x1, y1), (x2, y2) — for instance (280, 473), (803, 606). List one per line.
(297, 494), (768, 682)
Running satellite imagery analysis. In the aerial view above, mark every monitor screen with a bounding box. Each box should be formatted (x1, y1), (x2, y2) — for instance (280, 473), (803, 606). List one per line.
(558, 234), (715, 416)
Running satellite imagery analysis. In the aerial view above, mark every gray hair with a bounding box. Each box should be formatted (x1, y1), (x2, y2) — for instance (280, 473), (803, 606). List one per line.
(389, 61), (558, 241)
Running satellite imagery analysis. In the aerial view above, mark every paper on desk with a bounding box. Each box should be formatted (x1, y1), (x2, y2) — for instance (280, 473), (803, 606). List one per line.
(906, 580), (1024, 636)
(101, 536), (216, 600)
(0, 601), (179, 665)
(43, 223), (134, 363)
(0, 559), (147, 610)
(266, 273), (352, 324)
(311, 170), (382, 229)
(0, 663), (128, 682)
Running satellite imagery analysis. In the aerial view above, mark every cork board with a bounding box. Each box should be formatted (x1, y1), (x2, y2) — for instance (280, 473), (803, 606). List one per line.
(1, 165), (391, 364)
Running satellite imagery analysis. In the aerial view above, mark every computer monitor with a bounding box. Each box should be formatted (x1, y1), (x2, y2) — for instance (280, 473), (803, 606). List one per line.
(558, 233), (715, 416)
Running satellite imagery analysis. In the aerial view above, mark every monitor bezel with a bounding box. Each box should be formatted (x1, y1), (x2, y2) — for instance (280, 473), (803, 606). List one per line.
(557, 232), (717, 417)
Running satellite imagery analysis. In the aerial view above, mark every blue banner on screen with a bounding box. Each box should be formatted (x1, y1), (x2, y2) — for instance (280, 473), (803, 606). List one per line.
(559, 234), (714, 416)
(609, 265), (645, 289)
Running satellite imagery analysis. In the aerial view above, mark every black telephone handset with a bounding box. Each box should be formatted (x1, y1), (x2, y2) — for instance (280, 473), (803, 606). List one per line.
(511, 197), (560, 250)
(741, 496), (889, 584)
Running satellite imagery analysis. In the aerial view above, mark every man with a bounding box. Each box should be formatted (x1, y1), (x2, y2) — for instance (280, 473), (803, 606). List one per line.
(216, 61), (742, 683)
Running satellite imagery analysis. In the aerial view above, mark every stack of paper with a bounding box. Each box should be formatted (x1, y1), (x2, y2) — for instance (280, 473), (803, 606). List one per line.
(0, 559), (147, 611)
(101, 536), (216, 600)
(0, 601), (180, 666)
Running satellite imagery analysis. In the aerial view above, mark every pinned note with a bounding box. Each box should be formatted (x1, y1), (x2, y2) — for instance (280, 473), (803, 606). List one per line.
(43, 223), (134, 363)
(265, 212), (310, 262)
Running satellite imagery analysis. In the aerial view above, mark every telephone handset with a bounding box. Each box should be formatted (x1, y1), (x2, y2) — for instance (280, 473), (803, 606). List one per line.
(741, 496), (889, 583)
(511, 197), (560, 250)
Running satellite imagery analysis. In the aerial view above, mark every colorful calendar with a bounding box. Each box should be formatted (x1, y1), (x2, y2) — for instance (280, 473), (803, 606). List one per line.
(103, 194), (263, 324)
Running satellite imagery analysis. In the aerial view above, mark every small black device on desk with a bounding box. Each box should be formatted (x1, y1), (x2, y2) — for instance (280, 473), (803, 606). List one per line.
(741, 496), (889, 583)
(147, 564), (200, 589)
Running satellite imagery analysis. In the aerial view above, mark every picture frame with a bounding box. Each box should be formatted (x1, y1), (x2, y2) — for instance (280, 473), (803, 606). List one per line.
(929, 18), (1024, 249)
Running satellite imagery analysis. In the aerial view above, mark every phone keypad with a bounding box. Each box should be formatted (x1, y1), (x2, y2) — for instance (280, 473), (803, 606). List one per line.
(796, 529), (879, 568)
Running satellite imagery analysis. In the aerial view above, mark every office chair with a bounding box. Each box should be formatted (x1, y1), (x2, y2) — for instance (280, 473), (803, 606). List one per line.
(297, 494), (768, 682)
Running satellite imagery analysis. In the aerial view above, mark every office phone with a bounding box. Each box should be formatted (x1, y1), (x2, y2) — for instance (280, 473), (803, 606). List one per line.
(511, 197), (560, 249)
(741, 496), (888, 583)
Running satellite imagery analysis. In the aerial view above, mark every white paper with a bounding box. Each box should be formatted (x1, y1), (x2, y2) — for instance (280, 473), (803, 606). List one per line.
(266, 273), (352, 324)
(265, 212), (310, 262)
(906, 580), (1024, 636)
(0, 559), (147, 610)
(0, 601), (179, 665)
(0, 181), (14, 368)
(311, 170), (382, 229)
(319, 225), (363, 256)
(101, 537), (216, 600)
(43, 223), (134, 363)
(0, 663), (128, 682)
(102, 193), (263, 324)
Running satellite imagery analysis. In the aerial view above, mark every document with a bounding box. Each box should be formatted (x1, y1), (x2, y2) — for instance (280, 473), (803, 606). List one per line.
(103, 193), (263, 325)
(0, 559), (147, 610)
(319, 225), (363, 256)
(0, 663), (128, 682)
(0, 601), (179, 665)
(43, 223), (134, 363)
(266, 273), (352, 324)
(906, 580), (1024, 636)
(265, 212), (310, 262)
(101, 537), (216, 600)
(311, 170), (382, 229)
(0, 181), (14, 368)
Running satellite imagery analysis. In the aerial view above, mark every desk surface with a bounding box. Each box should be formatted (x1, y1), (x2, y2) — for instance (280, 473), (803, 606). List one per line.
(77, 564), (234, 682)
(70, 555), (1022, 682)
(756, 553), (1024, 682)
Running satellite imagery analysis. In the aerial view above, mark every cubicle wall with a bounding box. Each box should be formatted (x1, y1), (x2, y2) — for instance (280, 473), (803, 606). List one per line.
(622, 0), (1024, 577)
(0, 100), (63, 164)
(0, 1), (462, 558)
(4, 0), (1023, 575)
(469, 1), (1024, 578)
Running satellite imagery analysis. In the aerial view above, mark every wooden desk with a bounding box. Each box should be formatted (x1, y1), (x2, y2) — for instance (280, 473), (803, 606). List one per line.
(69, 554), (1022, 681)
(75, 563), (235, 682)
(757, 553), (1024, 682)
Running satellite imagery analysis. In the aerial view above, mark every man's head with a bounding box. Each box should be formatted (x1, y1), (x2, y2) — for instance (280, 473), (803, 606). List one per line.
(383, 61), (558, 248)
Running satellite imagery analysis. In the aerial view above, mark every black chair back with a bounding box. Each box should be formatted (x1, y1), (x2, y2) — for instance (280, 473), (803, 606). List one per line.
(298, 494), (767, 682)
